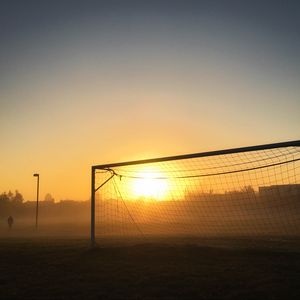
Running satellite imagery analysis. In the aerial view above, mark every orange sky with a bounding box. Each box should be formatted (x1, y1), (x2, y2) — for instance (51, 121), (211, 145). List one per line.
(1, 1), (299, 201)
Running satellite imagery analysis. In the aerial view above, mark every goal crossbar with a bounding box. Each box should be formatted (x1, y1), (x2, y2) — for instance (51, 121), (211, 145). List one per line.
(93, 140), (300, 170)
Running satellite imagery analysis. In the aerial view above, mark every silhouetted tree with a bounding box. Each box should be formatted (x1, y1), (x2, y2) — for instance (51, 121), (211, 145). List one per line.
(44, 193), (55, 202)
(13, 190), (24, 204)
(7, 190), (13, 201)
(0, 192), (9, 203)
(241, 185), (255, 195)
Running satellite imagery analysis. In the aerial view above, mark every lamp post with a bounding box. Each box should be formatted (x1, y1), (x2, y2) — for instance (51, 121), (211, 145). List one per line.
(33, 173), (39, 229)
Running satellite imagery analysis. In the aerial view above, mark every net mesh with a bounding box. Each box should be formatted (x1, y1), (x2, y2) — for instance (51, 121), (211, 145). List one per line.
(95, 145), (300, 239)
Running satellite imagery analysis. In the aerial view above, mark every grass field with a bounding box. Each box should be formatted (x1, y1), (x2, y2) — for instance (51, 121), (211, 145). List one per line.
(0, 237), (299, 300)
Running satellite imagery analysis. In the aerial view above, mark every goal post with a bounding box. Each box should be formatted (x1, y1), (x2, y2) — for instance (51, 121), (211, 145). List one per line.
(91, 140), (300, 246)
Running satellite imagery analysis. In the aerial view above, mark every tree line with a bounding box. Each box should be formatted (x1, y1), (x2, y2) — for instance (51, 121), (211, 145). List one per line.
(0, 190), (24, 204)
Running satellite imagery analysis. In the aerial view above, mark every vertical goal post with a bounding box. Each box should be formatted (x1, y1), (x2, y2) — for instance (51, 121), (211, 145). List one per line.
(91, 140), (300, 247)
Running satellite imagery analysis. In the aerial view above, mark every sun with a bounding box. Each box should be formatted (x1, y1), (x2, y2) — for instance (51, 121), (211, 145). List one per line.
(131, 167), (169, 200)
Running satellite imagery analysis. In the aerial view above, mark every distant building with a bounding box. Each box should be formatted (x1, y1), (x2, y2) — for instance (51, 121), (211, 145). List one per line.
(259, 184), (300, 198)
(59, 200), (78, 204)
(23, 201), (36, 207)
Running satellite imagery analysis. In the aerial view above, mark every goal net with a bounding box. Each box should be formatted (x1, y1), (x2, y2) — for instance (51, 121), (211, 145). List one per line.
(91, 141), (300, 244)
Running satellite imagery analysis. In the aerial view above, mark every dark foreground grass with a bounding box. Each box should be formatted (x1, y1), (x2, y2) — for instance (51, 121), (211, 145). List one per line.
(0, 238), (299, 300)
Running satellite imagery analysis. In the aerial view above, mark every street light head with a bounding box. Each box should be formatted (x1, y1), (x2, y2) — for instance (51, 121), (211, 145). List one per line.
(33, 173), (39, 177)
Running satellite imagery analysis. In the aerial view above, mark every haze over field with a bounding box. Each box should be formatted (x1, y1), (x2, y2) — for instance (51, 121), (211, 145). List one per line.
(1, 0), (299, 201)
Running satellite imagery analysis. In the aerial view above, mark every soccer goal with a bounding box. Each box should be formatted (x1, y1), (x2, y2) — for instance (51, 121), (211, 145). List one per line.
(91, 140), (300, 246)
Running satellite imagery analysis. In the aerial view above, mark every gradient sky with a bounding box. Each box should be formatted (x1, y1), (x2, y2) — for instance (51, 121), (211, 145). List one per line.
(1, 0), (299, 201)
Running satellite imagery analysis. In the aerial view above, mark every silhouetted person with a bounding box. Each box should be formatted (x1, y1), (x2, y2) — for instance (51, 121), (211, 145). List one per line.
(7, 216), (13, 229)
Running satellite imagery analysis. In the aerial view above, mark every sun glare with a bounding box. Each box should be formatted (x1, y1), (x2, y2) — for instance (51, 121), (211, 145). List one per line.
(131, 167), (169, 200)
